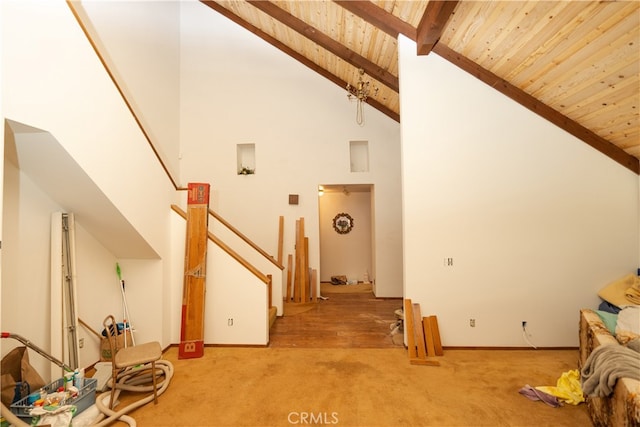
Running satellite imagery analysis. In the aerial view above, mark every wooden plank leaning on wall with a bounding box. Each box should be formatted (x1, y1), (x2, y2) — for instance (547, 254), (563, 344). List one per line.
(179, 183), (210, 359)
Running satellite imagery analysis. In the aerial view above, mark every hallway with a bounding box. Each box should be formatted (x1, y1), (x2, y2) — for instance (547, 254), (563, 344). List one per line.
(268, 285), (403, 348)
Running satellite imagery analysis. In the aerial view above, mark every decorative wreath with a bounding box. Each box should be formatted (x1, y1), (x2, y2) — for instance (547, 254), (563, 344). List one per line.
(332, 213), (354, 234)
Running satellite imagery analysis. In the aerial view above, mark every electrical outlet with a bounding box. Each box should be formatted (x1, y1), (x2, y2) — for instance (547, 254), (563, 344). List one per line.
(522, 321), (527, 328)
(79, 338), (84, 348)
(228, 318), (234, 326)
(444, 257), (454, 267)
(470, 318), (476, 327)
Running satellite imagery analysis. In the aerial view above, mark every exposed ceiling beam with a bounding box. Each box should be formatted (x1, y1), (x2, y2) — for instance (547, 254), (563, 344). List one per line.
(359, 0), (639, 172)
(247, 0), (399, 92)
(333, 0), (416, 40)
(433, 44), (639, 174)
(203, 0), (633, 171)
(199, 1), (399, 122)
(416, 0), (459, 55)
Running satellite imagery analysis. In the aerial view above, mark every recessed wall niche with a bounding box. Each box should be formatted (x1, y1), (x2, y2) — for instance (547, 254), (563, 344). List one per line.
(237, 143), (255, 175)
(349, 140), (369, 173)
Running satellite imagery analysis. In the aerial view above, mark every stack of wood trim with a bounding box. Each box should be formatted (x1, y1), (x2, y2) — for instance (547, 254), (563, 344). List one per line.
(404, 298), (443, 366)
(285, 217), (318, 305)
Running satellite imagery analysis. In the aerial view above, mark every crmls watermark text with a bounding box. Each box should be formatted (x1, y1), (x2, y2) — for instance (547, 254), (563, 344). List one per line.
(288, 411), (339, 425)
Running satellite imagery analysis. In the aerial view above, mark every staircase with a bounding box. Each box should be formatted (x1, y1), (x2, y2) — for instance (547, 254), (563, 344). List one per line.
(171, 203), (283, 344)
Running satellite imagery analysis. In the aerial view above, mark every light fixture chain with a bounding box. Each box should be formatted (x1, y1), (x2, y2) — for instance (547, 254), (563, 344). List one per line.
(346, 68), (377, 126)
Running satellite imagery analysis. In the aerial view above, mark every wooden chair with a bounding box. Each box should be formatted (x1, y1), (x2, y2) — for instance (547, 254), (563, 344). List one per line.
(102, 315), (162, 409)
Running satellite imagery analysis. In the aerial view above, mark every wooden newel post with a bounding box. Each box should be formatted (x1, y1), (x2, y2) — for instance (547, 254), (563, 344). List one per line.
(179, 183), (210, 359)
(267, 274), (273, 308)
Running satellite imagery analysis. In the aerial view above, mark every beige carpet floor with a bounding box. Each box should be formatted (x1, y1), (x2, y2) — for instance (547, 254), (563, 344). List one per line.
(112, 346), (590, 426)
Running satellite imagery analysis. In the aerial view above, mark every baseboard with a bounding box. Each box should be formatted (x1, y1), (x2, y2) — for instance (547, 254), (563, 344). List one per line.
(441, 346), (579, 350)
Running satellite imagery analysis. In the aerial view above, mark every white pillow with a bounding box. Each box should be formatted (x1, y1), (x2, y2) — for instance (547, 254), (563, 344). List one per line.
(615, 306), (640, 344)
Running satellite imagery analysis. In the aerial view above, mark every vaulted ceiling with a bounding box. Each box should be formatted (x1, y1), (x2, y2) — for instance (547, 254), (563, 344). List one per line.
(201, 1), (639, 174)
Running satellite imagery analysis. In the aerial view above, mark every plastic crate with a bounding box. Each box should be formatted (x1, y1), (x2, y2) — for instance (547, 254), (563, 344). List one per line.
(10, 377), (97, 421)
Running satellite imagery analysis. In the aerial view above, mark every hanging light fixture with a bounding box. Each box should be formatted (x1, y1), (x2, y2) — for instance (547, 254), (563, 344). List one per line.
(346, 68), (378, 126)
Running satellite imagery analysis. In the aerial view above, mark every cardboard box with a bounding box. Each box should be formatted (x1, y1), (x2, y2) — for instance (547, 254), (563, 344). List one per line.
(100, 330), (133, 362)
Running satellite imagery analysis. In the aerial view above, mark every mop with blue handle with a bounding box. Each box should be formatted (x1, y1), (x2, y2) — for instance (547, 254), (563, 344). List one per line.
(116, 263), (135, 346)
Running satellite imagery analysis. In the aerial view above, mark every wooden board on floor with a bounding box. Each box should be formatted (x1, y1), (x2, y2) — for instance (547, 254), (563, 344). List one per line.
(277, 216), (284, 264)
(410, 358), (440, 366)
(404, 299), (417, 359)
(286, 254), (293, 302)
(294, 220), (300, 302)
(405, 299), (441, 366)
(412, 303), (427, 359)
(179, 183), (210, 359)
(422, 317), (434, 357)
(429, 315), (444, 356)
(311, 268), (318, 302)
(303, 236), (310, 301)
(298, 219), (307, 303)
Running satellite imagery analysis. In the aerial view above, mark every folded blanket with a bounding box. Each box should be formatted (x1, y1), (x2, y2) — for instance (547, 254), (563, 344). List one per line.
(581, 343), (640, 397)
(626, 278), (640, 304)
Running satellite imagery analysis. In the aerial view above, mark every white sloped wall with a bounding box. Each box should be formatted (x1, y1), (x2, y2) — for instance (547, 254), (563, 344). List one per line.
(1, 0), (175, 378)
(72, 0), (182, 188)
(2, 0), (174, 255)
(399, 36), (639, 347)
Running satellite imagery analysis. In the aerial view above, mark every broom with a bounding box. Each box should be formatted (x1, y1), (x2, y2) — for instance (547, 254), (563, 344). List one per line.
(116, 263), (135, 346)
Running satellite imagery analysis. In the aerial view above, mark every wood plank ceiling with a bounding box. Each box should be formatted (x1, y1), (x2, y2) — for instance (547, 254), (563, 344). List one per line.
(201, 1), (640, 173)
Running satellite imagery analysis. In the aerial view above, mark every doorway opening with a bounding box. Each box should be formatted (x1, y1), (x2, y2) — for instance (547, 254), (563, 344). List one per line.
(267, 183), (404, 348)
(318, 184), (374, 293)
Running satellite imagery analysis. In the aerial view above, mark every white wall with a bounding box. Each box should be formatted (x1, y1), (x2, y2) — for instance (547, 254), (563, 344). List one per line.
(2, 160), (63, 380)
(319, 190), (372, 284)
(178, 2), (403, 298)
(2, 159), (120, 380)
(0, 0), (4, 367)
(207, 243), (269, 345)
(4, 1), (636, 355)
(3, 153), (166, 380)
(170, 206), (271, 345)
(75, 0), (182, 187)
(207, 208), (285, 317)
(75, 0), (284, 345)
(399, 36), (639, 347)
(1, 0), (175, 377)
(2, 0), (173, 254)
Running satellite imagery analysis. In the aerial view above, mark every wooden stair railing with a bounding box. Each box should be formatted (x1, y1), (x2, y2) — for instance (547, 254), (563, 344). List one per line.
(208, 208), (284, 271)
(67, 1), (184, 191)
(71, 3), (279, 330)
(174, 204), (278, 330)
(171, 204), (271, 286)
